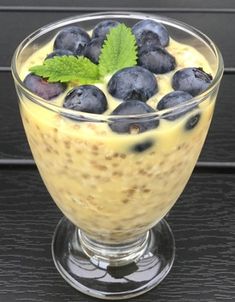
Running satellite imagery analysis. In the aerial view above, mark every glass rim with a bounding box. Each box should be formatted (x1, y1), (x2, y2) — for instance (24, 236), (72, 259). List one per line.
(11, 11), (224, 121)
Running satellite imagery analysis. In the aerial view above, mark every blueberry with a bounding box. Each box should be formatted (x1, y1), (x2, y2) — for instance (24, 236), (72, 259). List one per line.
(24, 73), (66, 100)
(132, 19), (169, 47)
(92, 20), (120, 40)
(109, 100), (159, 134)
(185, 113), (201, 130)
(54, 26), (91, 55)
(136, 30), (161, 51)
(138, 46), (176, 74)
(131, 139), (154, 153)
(157, 91), (194, 120)
(63, 85), (107, 114)
(84, 38), (104, 64)
(45, 49), (74, 60)
(108, 66), (158, 102)
(172, 67), (213, 96)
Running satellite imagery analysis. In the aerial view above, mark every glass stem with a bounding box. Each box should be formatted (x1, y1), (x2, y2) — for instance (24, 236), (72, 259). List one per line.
(77, 229), (150, 267)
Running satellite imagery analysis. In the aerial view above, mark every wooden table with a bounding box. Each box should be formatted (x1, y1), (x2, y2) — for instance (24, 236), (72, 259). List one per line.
(0, 1), (234, 301)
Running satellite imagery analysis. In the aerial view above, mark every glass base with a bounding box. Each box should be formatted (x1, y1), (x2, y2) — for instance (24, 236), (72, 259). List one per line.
(52, 217), (175, 300)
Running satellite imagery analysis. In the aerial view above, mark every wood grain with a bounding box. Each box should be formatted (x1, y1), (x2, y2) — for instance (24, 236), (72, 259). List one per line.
(0, 11), (234, 67)
(0, 168), (234, 302)
(0, 72), (233, 162)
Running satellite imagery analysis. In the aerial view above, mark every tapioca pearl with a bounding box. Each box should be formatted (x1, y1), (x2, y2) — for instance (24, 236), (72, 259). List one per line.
(67, 158), (73, 164)
(64, 140), (71, 149)
(113, 171), (123, 177)
(39, 132), (44, 140)
(87, 195), (95, 202)
(185, 112), (201, 131)
(24, 116), (29, 124)
(82, 173), (90, 179)
(91, 144), (99, 151)
(123, 188), (136, 197)
(112, 162), (119, 168)
(112, 153), (119, 158)
(94, 164), (107, 171)
(138, 169), (147, 175)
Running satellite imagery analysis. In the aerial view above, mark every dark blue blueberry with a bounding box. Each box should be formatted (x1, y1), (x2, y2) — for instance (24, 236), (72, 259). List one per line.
(138, 46), (176, 74)
(108, 66), (158, 102)
(157, 91), (193, 120)
(84, 38), (104, 64)
(109, 100), (159, 134)
(172, 67), (213, 97)
(45, 49), (74, 60)
(132, 19), (169, 47)
(131, 139), (154, 153)
(24, 73), (66, 100)
(185, 113), (201, 130)
(63, 85), (107, 114)
(92, 20), (120, 39)
(54, 26), (91, 55)
(136, 30), (161, 52)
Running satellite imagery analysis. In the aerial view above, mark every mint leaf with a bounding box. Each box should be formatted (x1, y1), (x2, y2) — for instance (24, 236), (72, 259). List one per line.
(29, 56), (100, 84)
(99, 23), (138, 76)
(29, 24), (138, 84)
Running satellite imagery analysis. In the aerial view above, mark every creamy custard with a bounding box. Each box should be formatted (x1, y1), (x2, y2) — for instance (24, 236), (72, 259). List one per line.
(19, 36), (216, 244)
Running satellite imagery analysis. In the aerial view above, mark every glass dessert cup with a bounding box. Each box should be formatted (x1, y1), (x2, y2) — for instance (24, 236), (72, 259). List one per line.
(11, 12), (223, 300)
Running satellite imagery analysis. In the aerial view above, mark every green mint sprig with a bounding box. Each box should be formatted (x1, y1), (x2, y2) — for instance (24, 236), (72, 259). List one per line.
(30, 56), (99, 84)
(98, 23), (138, 76)
(29, 23), (137, 84)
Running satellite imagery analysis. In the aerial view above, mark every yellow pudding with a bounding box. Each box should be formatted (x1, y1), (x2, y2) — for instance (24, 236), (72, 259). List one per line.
(19, 36), (216, 244)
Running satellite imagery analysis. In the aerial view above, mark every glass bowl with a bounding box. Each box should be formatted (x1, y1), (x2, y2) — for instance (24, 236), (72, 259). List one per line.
(11, 11), (223, 300)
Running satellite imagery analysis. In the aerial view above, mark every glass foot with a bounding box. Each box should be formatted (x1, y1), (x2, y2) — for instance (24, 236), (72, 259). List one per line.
(52, 217), (175, 300)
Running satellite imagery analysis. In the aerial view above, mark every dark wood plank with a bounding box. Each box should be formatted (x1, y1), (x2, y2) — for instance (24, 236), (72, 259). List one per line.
(0, 72), (233, 163)
(0, 11), (234, 68)
(0, 72), (31, 159)
(1, 0), (235, 9)
(199, 74), (235, 162)
(0, 168), (234, 301)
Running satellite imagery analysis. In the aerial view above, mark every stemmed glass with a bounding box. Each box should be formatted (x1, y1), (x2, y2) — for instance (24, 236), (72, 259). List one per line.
(11, 12), (223, 300)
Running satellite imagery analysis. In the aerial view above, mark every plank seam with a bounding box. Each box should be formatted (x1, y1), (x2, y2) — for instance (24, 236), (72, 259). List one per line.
(0, 7), (235, 13)
(0, 159), (235, 169)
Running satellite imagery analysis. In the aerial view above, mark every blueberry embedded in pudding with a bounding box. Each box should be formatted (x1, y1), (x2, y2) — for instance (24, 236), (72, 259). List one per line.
(132, 19), (169, 47)
(54, 26), (91, 55)
(24, 73), (66, 100)
(185, 113), (201, 130)
(84, 38), (104, 64)
(109, 100), (159, 134)
(131, 139), (155, 153)
(63, 85), (107, 114)
(45, 49), (74, 60)
(138, 46), (176, 74)
(172, 67), (213, 96)
(92, 20), (120, 40)
(157, 91), (194, 120)
(108, 66), (158, 102)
